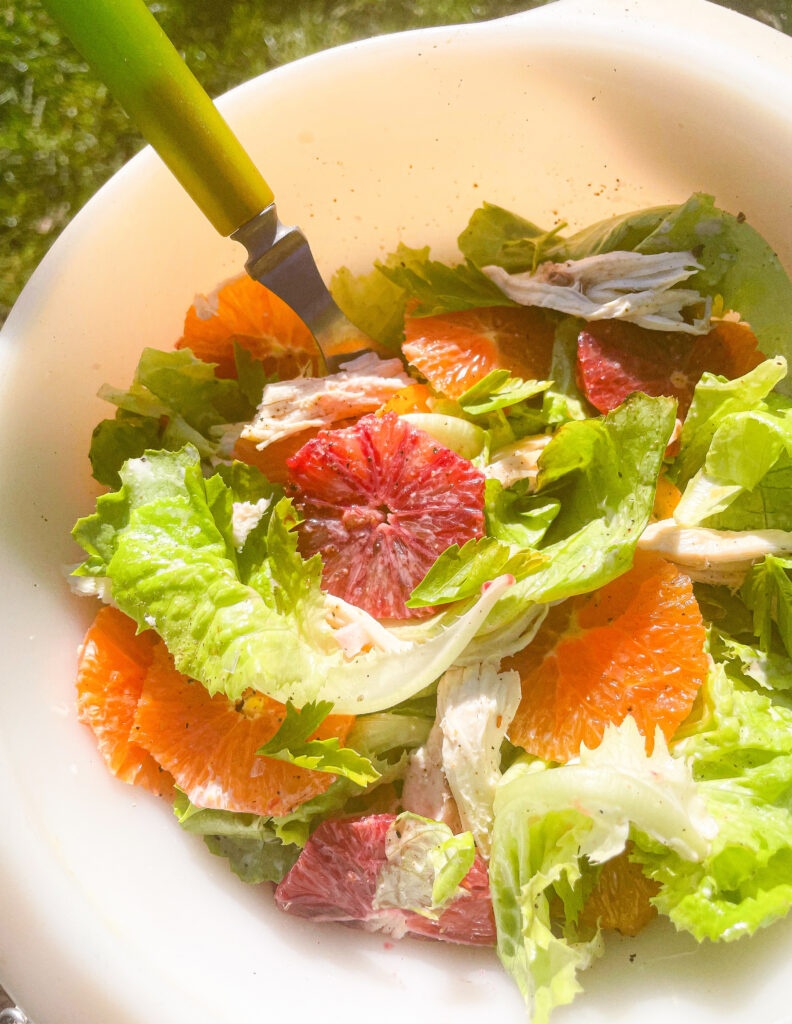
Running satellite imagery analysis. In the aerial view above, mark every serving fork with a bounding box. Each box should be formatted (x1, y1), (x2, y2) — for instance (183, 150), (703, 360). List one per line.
(41, 0), (374, 373)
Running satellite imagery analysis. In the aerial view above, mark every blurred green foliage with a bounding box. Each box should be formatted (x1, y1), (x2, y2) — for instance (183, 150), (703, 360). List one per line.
(1, 0), (789, 321)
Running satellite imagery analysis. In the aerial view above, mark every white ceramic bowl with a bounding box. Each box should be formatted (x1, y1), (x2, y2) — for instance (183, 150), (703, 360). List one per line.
(3, 1), (792, 1021)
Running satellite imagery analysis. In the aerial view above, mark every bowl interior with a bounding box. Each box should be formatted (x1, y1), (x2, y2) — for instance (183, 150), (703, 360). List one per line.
(3, 2), (792, 1022)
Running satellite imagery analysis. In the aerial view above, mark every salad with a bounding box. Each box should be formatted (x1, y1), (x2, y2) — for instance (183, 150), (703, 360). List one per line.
(71, 193), (792, 1022)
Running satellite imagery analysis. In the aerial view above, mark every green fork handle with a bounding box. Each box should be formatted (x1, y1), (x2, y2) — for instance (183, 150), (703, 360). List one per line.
(41, 0), (274, 236)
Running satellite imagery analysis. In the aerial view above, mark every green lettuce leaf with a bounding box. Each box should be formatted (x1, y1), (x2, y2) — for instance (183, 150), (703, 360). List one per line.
(203, 461), (284, 581)
(233, 341), (277, 407)
(71, 446), (515, 713)
(173, 790), (299, 884)
(634, 663), (792, 940)
(460, 195), (792, 382)
(483, 393), (676, 631)
(694, 581), (756, 638)
(491, 807), (602, 1024)
(484, 479), (560, 549)
(706, 453), (792, 532)
(330, 247), (418, 350)
(407, 537), (544, 608)
(458, 202), (569, 273)
(257, 700), (380, 786)
(89, 414), (164, 489)
(741, 555), (792, 658)
(377, 254), (515, 317)
(458, 369), (550, 416)
(676, 406), (792, 530)
(430, 832), (477, 907)
(709, 628), (792, 694)
(490, 718), (713, 1023)
(88, 346), (262, 487)
(373, 812), (476, 915)
(673, 357), (786, 489)
(541, 318), (591, 426)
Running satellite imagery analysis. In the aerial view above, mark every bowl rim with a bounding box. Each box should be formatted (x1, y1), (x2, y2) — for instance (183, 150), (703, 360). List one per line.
(3, 2), (792, 1022)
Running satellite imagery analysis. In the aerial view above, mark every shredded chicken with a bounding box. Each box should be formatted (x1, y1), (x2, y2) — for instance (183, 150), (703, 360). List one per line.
(401, 726), (462, 833)
(437, 663), (521, 859)
(241, 352), (411, 448)
(401, 662), (521, 856)
(638, 518), (792, 586)
(484, 433), (552, 490)
(483, 251), (711, 334)
(324, 595), (410, 658)
(230, 497), (272, 550)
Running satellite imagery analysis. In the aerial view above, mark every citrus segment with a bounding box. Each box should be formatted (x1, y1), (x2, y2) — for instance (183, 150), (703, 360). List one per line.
(579, 850), (659, 936)
(690, 319), (766, 382)
(177, 274), (321, 379)
(377, 383), (433, 417)
(75, 607), (174, 798)
(505, 553), (707, 763)
(286, 412), (486, 619)
(274, 814), (496, 945)
(402, 306), (555, 399)
(133, 646), (355, 817)
(577, 319), (765, 417)
(232, 418), (357, 486)
(653, 474), (682, 520)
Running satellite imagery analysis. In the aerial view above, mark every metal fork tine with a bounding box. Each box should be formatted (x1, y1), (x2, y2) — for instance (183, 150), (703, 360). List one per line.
(232, 204), (376, 373)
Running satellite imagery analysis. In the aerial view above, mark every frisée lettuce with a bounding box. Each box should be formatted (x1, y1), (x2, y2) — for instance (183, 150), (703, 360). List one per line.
(633, 661), (792, 940)
(489, 718), (716, 1023)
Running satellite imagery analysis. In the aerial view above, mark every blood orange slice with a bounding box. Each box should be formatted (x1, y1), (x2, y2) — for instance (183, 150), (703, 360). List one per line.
(402, 306), (555, 399)
(505, 552), (707, 763)
(133, 646), (355, 817)
(577, 319), (765, 417)
(274, 814), (496, 945)
(177, 274), (322, 379)
(75, 607), (174, 799)
(286, 412), (486, 619)
(231, 418), (357, 486)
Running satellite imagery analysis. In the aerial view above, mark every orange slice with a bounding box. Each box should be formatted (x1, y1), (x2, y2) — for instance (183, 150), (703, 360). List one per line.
(177, 274), (322, 379)
(505, 552), (707, 763)
(579, 850), (659, 936)
(133, 646), (355, 817)
(692, 319), (766, 381)
(402, 306), (555, 399)
(653, 474), (682, 520)
(75, 607), (174, 799)
(232, 417), (358, 486)
(377, 383), (433, 417)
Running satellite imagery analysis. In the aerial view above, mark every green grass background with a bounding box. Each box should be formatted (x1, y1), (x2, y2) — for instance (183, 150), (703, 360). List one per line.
(1, 0), (790, 323)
